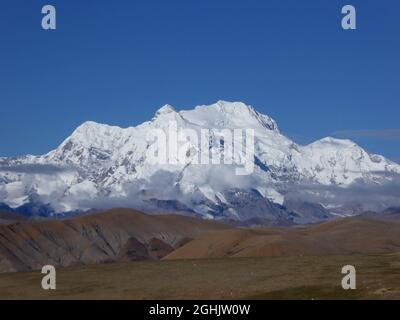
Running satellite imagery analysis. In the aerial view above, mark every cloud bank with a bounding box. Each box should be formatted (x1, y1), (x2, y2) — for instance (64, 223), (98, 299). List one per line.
(282, 173), (400, 213)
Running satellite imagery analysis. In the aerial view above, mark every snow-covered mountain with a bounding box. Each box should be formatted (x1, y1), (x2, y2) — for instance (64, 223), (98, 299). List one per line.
(1, 101), (399, 223)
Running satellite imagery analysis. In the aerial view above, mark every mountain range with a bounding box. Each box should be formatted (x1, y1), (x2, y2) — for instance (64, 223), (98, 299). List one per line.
(1, 101), (399, 223)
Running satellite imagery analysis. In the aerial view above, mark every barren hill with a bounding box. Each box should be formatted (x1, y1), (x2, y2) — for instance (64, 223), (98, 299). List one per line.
(0, 208), (228, 273)
(1, 208), (399, 274)
(164, 217), (400, 260)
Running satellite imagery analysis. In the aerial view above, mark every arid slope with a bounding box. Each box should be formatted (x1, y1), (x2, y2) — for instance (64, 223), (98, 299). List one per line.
(0, 208), (228, 273)
(165, 217), (400, 260)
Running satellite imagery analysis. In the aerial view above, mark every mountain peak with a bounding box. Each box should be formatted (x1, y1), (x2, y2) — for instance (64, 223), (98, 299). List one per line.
(155, 104), (176, 117)
(71, 121), (121, 138)
(61, 121), (128, 152)
(75, 120), (105, 130)
(210, 100), (253, 113)
(313, 137), (356, 147)
(185, 101), (279, 131)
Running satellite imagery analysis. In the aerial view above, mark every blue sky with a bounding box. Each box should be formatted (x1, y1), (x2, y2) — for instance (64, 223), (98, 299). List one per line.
(0, 0), (399, 161)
